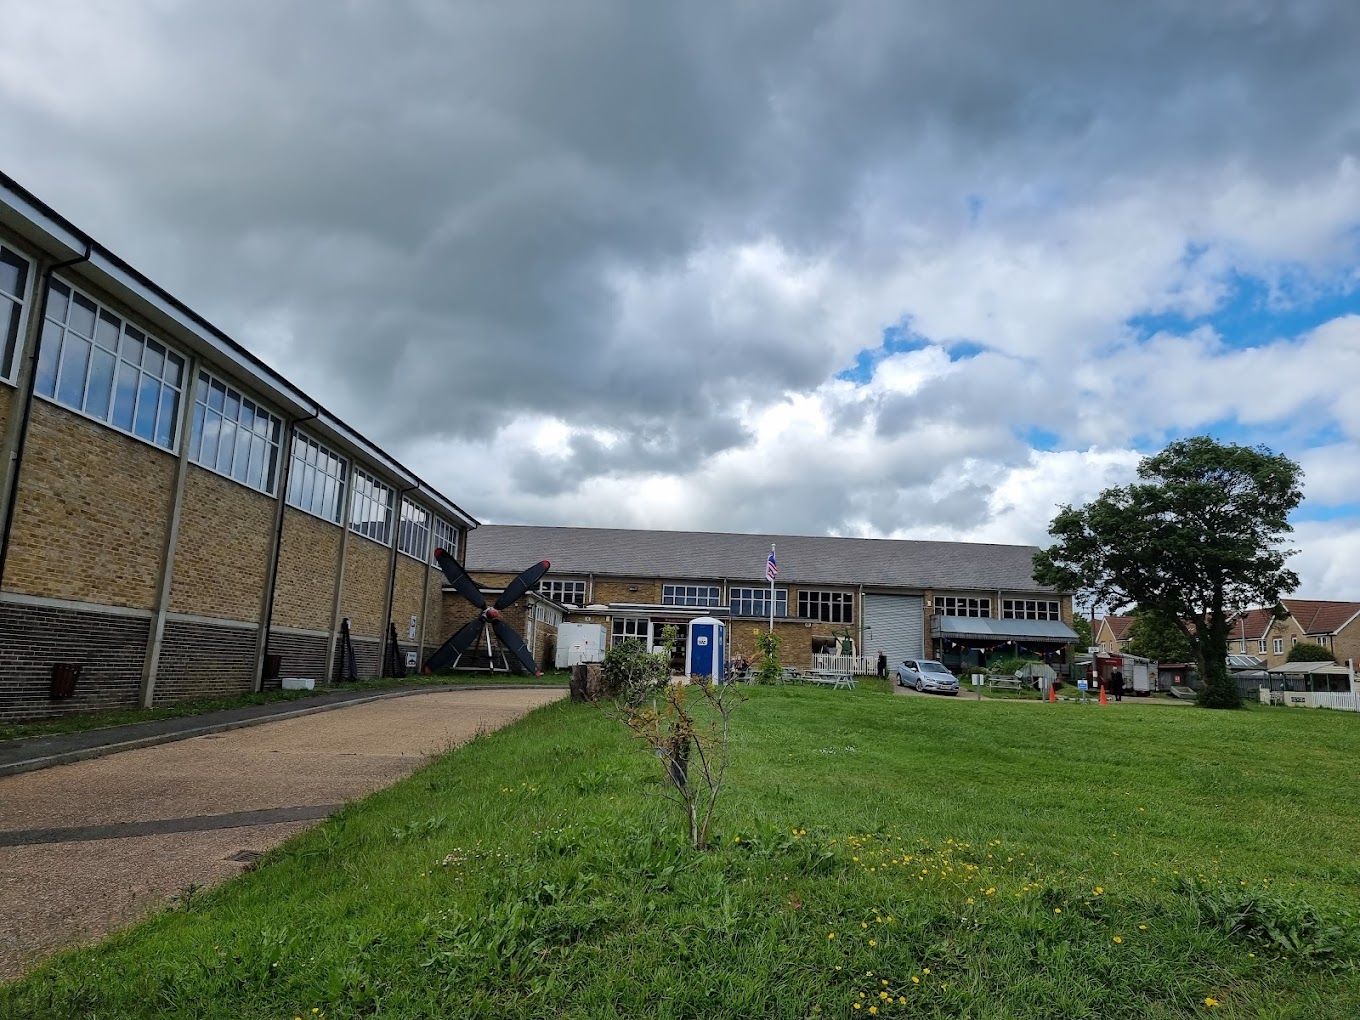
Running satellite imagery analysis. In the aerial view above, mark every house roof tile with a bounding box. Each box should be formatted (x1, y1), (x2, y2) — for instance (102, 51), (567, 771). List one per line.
(1281, 598), (1360, 635)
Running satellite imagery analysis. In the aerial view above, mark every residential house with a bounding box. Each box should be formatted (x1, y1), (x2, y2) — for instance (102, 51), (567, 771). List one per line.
(1094, 615), (1133, 653)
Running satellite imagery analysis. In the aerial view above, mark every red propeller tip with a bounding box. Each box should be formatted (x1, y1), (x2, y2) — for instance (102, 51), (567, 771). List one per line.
(434, 548), (445, 557)
(540, 560), (550, 567)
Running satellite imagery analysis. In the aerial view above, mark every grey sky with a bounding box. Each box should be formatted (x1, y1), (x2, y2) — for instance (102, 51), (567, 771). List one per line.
(3, 0), (1359, 593)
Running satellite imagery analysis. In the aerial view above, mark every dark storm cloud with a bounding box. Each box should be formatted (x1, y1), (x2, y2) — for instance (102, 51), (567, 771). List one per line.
(3, 0), (1359, 519)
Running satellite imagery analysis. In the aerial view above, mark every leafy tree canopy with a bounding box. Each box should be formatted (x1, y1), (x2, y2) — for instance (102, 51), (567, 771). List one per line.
(1072, 615), (1093, 650)
(1033, 437), (1302, 709)
(1286, 640), (1334, 663)
(1123, 607), (1194, 663)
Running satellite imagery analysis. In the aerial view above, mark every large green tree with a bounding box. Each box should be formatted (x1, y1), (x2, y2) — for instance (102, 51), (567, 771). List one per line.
(1122, 607), (1194, 663)
(1033, 437), (1302, 709)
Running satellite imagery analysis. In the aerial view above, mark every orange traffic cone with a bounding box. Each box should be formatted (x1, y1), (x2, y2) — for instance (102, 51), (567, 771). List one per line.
(1099, 683), (1108, 706)
(1048, 683), (1057, 703)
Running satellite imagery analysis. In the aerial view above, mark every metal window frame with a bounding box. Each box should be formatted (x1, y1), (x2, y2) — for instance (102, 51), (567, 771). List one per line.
(286, 428), (348, 524)
(728, 586), (788, 618)
(0, 241), (35, 384)
(187, 367), (284, 495)
(35, 275), (189, 453)
(662, 582), (721, 608)
(397, 496), (431, 560)
(349, 465), (396, 545)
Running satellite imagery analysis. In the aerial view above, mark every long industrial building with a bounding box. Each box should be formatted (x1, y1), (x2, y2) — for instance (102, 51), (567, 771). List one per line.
(0, 173), (476, 722)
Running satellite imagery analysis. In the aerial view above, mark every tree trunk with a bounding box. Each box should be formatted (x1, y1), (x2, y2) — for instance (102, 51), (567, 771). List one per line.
(1197, 615), (1241, 709)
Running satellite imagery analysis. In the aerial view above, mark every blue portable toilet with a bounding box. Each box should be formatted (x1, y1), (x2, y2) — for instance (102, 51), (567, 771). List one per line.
(686, 616), (726, 681)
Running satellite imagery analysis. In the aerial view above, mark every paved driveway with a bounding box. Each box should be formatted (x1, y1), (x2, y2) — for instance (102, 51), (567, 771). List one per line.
(0, 688), (564, 980)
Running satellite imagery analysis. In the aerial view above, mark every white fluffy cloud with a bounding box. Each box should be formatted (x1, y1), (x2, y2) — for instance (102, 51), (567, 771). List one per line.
(3, 1), (1359, 598)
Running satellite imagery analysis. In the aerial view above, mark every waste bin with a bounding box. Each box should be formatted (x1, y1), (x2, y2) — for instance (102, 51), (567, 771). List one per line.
(50, 662), (81, 700)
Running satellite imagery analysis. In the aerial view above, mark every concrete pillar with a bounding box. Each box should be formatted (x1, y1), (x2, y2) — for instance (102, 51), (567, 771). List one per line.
(139, 353), (200, 707)
(0, 254), (52, 576)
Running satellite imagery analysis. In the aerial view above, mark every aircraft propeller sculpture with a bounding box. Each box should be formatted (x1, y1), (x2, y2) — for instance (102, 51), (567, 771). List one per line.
(424, 548), (550, 676)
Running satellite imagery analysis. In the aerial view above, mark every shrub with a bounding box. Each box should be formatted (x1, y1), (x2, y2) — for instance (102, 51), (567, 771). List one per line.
(1286, 641), (1334, 663)
(602, 636), (670, 705)
(754, 629), (782, 685)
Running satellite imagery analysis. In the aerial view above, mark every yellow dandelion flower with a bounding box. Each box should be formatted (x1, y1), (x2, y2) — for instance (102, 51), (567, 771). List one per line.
(880, 991), (889, 1000)
(881, 980), (888, 986)
(1113, 936), (1123, 944)
(923, 968), (929, 974)
(869, 939), (876, 946)
(854, 1004), (861, 1011)
(861, 922), (869, 929)
(829, 933), (836, 939)
(1138, 925), (1147, 930)
(911, 975), (920, 984)
(1204, 996), (1221, 1007)
(1054, 908), (1062, 914)
(898, 996), (906, 1004)
(835, 965), (842, 971)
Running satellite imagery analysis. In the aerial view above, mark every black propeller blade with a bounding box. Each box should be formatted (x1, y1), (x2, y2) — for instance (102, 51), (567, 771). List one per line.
(495, 560), (551, 610)
(492, 617), (540, 676)
(423, 616), (485, 673)
(433, 549), (486, 610)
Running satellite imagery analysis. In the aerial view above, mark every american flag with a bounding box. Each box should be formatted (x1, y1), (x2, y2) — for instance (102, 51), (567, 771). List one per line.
(766, 550), (778, 582)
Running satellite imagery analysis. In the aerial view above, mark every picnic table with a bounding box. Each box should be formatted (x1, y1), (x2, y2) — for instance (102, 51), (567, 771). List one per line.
(806, 669), (856, 690)
(987, 677), (1025, 692)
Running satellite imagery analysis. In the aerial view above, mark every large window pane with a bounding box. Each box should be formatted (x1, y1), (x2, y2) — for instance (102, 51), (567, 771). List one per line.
(122, 327), (144, 367)
(47, 281), (70, 323)
(0, 249), (28, 299)
(67, 293), (96, 339)
(34, 320), (61, 395)
(134, 375), (160, 439)
(215, 418), (237, 474)
(2, 301), (21, 378)
(156, 387), (179, 447)
(56, 334), (90, 407)
(143, 339), (166, 379)
(112, 360), (139, 431)
(94, 310), (121, 351)
(232, 421), (252, 482)
(86, 346), (116, 420)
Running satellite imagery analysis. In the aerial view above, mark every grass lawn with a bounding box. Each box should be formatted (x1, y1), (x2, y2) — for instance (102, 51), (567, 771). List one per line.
(5, 687), (1359, 1018)
(0, 672), (570, 743)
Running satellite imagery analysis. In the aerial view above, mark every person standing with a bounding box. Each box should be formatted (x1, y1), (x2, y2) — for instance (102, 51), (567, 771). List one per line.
(877, 650), (888, 679)
(1111, 666), (1125, 702)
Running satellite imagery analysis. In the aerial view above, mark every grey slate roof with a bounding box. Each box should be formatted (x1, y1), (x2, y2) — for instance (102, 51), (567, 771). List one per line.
(465, 525), (1058, 594)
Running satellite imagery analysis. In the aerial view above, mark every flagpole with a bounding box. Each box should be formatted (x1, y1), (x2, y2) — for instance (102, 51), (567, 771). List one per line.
(769, 543), (776, 634)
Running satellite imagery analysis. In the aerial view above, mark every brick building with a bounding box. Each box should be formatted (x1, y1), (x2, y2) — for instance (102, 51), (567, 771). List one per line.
(461, 525), (1078, 673)
(0, 173), (476, 722)
(1233, 599), (1360, 670)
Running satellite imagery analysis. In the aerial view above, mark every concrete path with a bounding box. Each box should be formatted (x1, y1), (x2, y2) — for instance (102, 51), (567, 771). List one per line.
(0, 687), (564, 980)
(0, 683), (565, 777)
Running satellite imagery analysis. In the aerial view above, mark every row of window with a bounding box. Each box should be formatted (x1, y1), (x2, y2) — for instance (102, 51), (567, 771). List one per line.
(932, 597), (1062, 621)
(544, 583), (1067, 626)
(0, 254), (459, 562)
(1251, 635), (1319, 655)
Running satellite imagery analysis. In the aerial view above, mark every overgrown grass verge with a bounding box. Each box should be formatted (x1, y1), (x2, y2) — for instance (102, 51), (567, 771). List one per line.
(0, 672), (569, 743)
(5, 687), (1359, 1018)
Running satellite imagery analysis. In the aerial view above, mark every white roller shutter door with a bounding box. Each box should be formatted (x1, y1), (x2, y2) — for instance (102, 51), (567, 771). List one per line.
(863, 594), (925, 667)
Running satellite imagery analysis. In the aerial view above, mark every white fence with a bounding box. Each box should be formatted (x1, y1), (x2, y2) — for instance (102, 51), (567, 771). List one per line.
(812, 653), (876, 675)
(1309, 692), (1360, 712)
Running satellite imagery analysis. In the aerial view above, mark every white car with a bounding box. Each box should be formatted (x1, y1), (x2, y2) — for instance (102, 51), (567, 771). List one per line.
(896, 659), (960, 695)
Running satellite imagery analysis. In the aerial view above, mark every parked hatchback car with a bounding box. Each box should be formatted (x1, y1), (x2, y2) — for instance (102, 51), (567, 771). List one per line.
(896, 659), (960, 695)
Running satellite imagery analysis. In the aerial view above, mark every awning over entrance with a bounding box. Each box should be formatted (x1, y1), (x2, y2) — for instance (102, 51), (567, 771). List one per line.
(931, 616), (1080, 643)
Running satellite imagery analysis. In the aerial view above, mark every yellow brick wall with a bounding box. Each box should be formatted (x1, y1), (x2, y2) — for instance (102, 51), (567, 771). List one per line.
(169, 466), (274, 621)
(1258, 614), (1308, 669)
(0, 382), (11, 439)
(390, 555), (428, 640)
(341, 535), (390, 638)
(4, 401), (175, 609)
(273, 508), (342, 631)
(593, 578), (663, 604)
(1331, 622), (1360, 674)
(729, 619), (816, 668)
